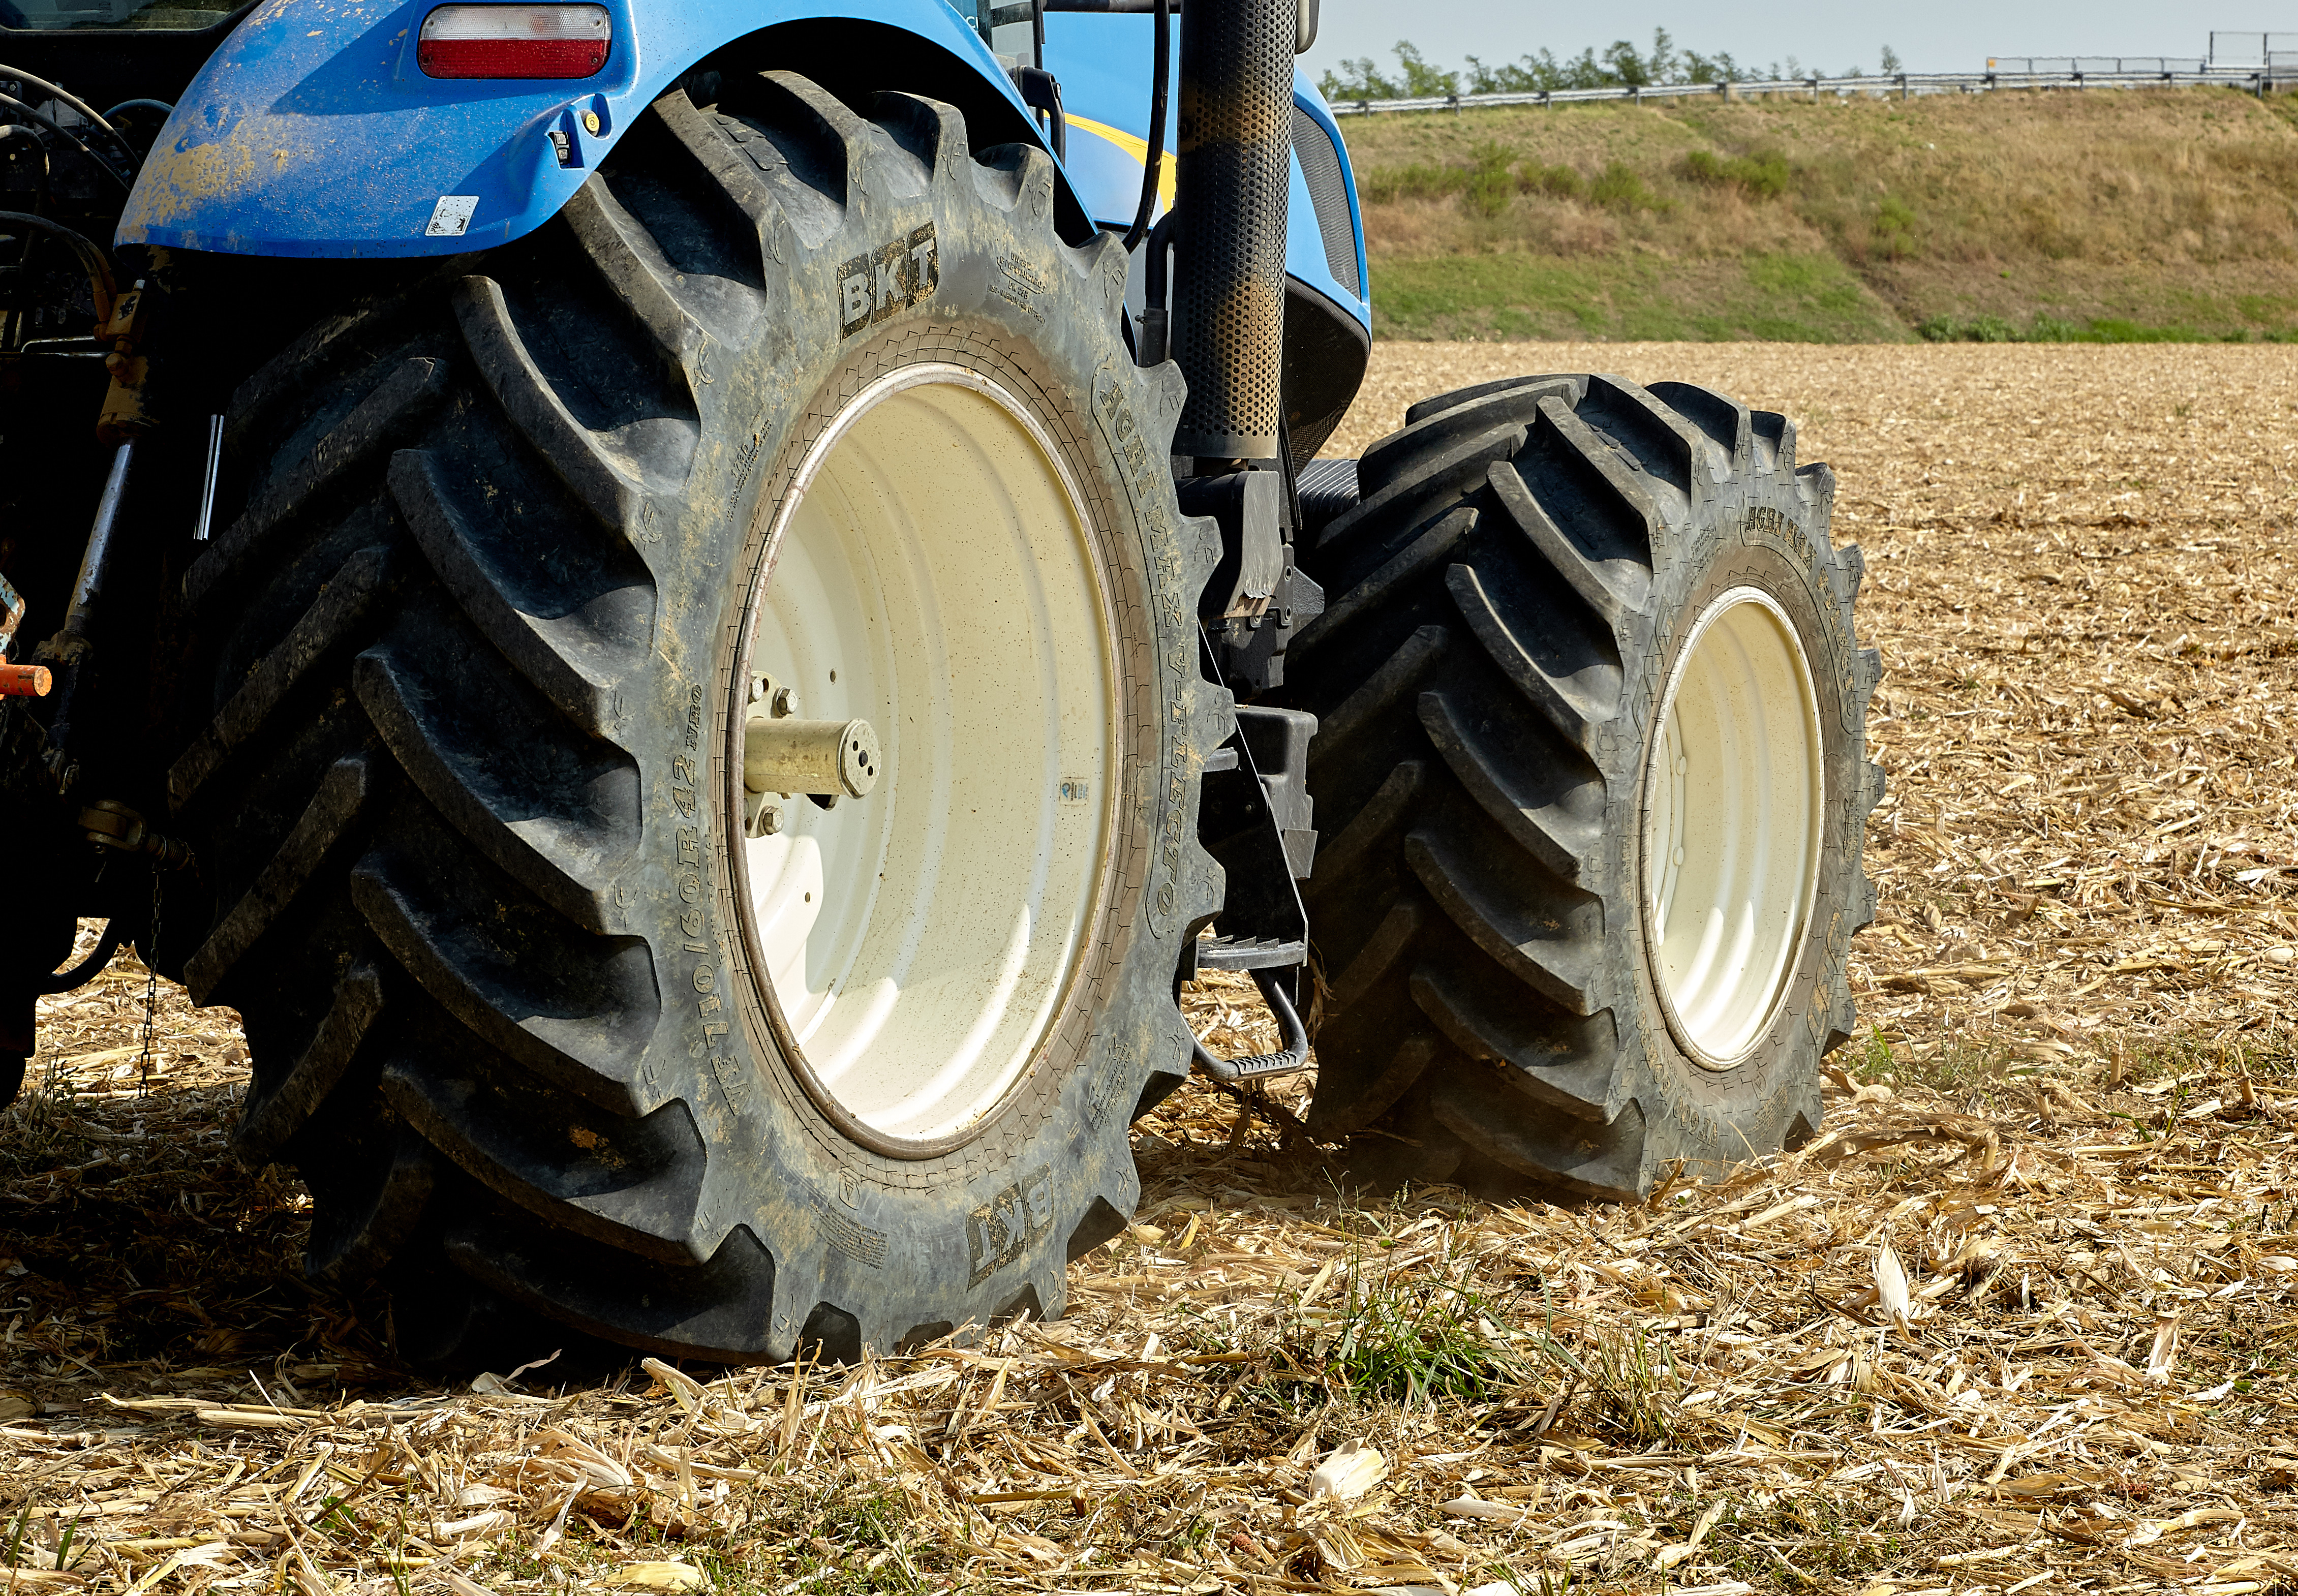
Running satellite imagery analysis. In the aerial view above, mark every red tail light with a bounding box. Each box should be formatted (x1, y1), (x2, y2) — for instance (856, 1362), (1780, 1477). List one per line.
(417, 4), (611, 79)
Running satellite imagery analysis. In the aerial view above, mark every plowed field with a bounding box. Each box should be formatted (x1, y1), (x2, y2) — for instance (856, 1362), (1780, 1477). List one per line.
(1337, 340), (2298, 1063)
(5, 343), (2297, 1596)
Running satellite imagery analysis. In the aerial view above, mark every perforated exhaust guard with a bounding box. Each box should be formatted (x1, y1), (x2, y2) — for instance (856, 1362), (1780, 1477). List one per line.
(1171, 0), (1292, 461)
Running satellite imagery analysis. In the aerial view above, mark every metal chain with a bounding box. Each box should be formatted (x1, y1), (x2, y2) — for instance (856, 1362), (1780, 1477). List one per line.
(138, 869), (162, 1094)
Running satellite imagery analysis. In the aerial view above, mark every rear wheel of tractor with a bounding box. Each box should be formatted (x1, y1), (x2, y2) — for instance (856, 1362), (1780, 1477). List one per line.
(1284, 374), (1882, 1199)
(166, 70), (1224, 1363)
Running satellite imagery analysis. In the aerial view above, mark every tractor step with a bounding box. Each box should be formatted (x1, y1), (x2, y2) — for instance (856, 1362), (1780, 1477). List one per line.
(1189, 964), (1311, 1083)
(1196, 933), (1306, 970)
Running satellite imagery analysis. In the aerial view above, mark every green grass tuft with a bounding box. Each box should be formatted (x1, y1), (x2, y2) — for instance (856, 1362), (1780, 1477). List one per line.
(1322, 1262), (1522, 1407)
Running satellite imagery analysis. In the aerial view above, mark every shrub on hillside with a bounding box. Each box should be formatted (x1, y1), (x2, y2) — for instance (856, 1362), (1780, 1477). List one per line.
(1589, 163), (1664, 212)
(1917, 313), (2019, 343)
(1874, 195), (1919, 259)
(1522, 162), (1585, 200)
(1682, 148), (1791, 198)
(1464, 143), (1517, 217)
(1362, 163), (1467, 205)
(1363, 151), (1591, 218)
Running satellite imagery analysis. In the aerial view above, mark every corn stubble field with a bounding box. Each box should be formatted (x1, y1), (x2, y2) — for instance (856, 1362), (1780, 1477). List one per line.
(6, 342), (2298, 1594)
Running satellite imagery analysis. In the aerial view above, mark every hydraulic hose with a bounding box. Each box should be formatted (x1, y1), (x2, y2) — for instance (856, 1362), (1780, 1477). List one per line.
(102, 98), (175, 123)
(1137, 206), (1176, 364)
(0, 91), (132, 191)
(1119, 0), (1169, 251)
(0, 62), (139, 171)
(36, 919), (122, 994)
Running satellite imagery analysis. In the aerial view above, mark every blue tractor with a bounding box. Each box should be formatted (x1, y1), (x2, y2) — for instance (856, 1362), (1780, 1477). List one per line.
(0, 0), (1876, 1364)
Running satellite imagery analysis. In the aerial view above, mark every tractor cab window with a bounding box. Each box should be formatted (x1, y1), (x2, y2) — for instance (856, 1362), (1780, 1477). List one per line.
(0, 0), (231, 28)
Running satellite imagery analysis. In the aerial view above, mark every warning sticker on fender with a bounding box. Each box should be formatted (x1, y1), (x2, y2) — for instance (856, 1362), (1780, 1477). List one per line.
(425, 196), (479, 238)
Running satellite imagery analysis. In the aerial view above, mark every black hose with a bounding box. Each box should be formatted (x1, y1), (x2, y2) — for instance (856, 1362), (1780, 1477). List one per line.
(0, 92), (132, 192)
(1276, 407), (1301, 517)
(1137, 206), (1176, 364)
(0, 62), (139, 170)
(1120, 0), (1168, 250)
(103, 98), (175, 153)
(0, 209), (117, 319)
(37, 919), (122, 994)
(1144, 206), (1175, 309)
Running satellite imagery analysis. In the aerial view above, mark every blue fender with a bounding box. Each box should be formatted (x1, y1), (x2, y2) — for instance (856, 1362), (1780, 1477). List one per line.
(115, 0), (1038, 257)
(115, 0), (1369, 340)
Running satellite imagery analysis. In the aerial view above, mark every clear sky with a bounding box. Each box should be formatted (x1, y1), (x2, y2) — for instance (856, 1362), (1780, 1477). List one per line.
(1299, 1), (2293, 81)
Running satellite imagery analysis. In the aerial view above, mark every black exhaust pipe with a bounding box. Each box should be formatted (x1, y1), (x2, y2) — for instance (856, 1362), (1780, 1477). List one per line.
(1171, 0), (1293, 463)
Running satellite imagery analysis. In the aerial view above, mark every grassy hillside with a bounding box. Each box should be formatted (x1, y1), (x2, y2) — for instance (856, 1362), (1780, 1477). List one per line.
(1339, 86), (2298, 341)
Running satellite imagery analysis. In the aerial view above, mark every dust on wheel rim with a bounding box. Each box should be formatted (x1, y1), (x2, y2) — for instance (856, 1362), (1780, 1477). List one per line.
(726, 362), (1121, 1157)
(1640, 586), (1825, 1068)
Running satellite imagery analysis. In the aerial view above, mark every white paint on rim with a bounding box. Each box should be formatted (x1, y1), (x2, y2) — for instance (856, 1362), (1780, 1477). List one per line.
(734, 364), (1118, 1147)
(1641, 586), (1825, 1067)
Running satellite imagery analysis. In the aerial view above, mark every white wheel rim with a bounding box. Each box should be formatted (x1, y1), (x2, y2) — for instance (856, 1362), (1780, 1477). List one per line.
(1641, 587), (1825, 1067)
(730, 364), (1118, 1150)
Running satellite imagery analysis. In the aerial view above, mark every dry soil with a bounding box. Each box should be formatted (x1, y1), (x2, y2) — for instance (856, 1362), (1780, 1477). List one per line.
(4, 342), (2297, 1596)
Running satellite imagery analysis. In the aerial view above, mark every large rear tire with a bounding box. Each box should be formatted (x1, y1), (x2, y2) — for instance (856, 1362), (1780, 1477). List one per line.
(1285, 374), (1880, 1199)
(168, 70), (1224, 1362)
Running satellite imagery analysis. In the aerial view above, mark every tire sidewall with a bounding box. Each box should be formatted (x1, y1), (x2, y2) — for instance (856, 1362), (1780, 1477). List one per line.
(637, 106), (1219, 1355)
(1621, 477), (1860, 1159)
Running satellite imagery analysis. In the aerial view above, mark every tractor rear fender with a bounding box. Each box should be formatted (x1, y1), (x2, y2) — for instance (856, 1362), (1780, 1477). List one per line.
(113, 0), (1058, 258)
(110, 0), (1372, 342)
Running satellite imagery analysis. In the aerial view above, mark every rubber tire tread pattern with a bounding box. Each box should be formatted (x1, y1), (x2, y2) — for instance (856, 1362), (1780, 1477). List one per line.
(168, 72), (1225, 1366)
(1283, 372), (1881, 1200)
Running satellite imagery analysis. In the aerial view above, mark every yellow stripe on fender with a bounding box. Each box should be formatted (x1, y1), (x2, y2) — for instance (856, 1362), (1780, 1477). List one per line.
(1063, 113), (1176, 214)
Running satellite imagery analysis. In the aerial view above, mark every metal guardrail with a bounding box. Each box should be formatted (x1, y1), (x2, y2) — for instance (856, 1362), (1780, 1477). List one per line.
(2205, 32), (2298, 68)
(1988, 57), (2207, 73)
(1327, 65), (2291, 117)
